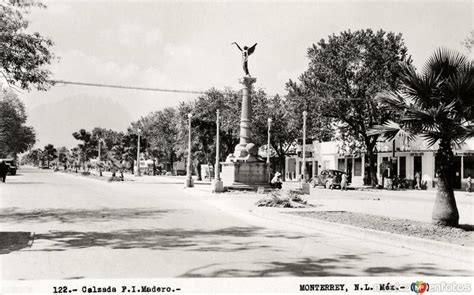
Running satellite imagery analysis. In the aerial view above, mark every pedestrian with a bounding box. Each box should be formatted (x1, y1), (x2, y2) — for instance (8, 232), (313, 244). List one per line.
(0, 160), (8, 183)
(467, 174), (472, 193)
(415, 171), (421, 190)
(341, 173), (348, 191)
(271, 172), (282, 189)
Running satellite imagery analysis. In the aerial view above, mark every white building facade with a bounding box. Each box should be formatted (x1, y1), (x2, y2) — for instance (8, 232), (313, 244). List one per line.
(285, 138), (474, 189)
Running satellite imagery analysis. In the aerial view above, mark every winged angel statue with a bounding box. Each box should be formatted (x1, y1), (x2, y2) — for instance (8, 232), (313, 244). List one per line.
(231, 42), (257, 76)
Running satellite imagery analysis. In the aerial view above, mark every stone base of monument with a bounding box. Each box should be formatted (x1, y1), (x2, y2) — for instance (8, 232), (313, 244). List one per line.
(221, 161), (270, 188)
(299, 182), (310, 194)
(211, 179), (224, 193)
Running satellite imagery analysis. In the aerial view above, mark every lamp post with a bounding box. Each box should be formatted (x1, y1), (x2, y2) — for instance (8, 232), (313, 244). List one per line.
(215, 110), (221, 181)
(302, 111), (307, 182)
(267, 118), (272, 182)
(267, 118), (272, 164)
(300, 111), (310, 194)
(212, 110), (223, 192)
(135, 127), (141, 176)
(185, 113), (194, 187)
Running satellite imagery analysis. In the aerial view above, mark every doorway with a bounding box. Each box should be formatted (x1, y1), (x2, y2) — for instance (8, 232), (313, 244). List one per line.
(346, 158), (353, 183)
(414, 156), (422, 179)
(452, 156), (462, 189)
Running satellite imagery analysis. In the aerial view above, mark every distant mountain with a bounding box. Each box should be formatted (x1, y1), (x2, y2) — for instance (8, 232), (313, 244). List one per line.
(27, 95), (132, 148)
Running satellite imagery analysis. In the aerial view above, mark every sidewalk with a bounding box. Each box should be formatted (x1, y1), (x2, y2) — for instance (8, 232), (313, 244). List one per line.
(185, 183), (474, 261)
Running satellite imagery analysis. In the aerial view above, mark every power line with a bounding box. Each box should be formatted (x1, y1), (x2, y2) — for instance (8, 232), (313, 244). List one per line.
(50, 80), (205, 95)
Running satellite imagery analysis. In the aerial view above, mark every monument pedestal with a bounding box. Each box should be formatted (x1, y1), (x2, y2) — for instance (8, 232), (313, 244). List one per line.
(221, 161), (270, 187)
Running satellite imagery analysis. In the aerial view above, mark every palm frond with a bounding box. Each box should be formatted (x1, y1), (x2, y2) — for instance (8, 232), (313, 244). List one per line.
(421, 131), (442, 147)
(424, 48), (469, 79)
(368, 120), (416, 142)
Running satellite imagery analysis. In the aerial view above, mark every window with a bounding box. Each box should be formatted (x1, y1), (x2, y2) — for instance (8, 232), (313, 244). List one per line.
(338, 158), (345, 171)
(463, 156), (474, 179)
(399, 156), (406, 178)
(354, 158), (362, 176)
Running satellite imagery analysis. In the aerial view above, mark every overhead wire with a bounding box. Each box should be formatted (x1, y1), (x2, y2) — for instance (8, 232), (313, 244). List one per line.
(50, 80), (206, 95)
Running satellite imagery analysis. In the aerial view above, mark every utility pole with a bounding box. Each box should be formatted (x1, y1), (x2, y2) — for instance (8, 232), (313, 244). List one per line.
(185, 113), (194, 187)
(135, 128), (141, 177)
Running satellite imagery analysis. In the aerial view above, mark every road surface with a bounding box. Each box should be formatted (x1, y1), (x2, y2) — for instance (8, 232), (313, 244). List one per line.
(0, 167), (472, 280)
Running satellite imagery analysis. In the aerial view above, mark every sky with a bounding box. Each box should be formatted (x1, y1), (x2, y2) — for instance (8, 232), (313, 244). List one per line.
(12, 0), (474, 148)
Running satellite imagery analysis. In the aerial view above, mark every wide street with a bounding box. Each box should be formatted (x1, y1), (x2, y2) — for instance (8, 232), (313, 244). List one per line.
(0, 167), (472, 280)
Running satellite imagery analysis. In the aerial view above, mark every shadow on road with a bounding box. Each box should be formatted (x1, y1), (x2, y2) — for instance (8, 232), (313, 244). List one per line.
(177, 256), (467, 277)
(32, 226), (305, 253)
(0, 208), (180, 224)
(3, 182), (45, 184)
(0, 232), (35, 254)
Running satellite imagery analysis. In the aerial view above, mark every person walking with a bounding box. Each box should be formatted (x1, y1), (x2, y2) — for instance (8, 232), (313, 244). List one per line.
(0, 161), (8, 183)
(271, 172), (282, 189)
(467, 174), (472, 193)
(415, 171), (421, 190)
(341, 173), (348, 191)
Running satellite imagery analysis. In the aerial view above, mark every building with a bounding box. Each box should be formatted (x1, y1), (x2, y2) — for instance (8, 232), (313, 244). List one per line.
(285, 137), (474, 189)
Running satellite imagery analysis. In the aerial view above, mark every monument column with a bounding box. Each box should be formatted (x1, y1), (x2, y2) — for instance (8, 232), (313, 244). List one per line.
(233, 76), (257, 159)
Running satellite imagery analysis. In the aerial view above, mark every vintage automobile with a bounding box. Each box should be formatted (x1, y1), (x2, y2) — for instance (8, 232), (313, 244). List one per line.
(0, 158), (17, 175)
(309, 169), (348, 189)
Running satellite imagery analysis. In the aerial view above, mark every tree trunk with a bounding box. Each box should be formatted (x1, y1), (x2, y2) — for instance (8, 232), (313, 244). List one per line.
(366, 150), (378, 187)
(279, 154), (286, 181)
(169, 151), (174, 173)
(432, 139), (459, 227)
(197, 161), (202, 181)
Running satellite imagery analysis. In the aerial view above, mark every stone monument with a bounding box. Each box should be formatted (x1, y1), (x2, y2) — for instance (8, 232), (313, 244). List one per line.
(221, 43), (270, 187)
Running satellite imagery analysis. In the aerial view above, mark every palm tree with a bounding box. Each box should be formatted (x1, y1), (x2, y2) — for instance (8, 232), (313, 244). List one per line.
(373, 49), (474, 227)
(43, 144), (57, 167)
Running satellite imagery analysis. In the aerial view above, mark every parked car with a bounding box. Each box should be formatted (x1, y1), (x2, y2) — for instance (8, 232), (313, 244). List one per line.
(310, 169), (348, 189)
(0, 158), (17, 175)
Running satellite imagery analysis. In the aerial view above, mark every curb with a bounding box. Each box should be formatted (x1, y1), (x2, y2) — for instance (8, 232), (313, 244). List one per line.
(250, 207), (474, 262)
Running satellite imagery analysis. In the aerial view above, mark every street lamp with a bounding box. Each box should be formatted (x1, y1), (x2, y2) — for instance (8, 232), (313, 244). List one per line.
(135, 127), (141, 176)
(215, 110), (221, 181)
(302, 111), (307, 182)
(300, 111), (310, 194)
(212, 109), (223, 192)
(185, 113), (194, 187)
(267, 118), (272, 164)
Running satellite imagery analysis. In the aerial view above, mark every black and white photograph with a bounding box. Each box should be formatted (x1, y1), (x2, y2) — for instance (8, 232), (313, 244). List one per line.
(0, 0), (473, 294)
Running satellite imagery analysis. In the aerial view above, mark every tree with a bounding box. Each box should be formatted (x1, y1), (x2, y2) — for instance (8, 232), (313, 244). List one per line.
(461, 30), (474, 54)
(175, 88), (242, 179)
(43, 143), (57, 166)
(91, 127), (124, 162)
(288, 29), (412, 186)
(72, 129), (97, 170)
(252, 93), (303, 179)
(22, 148), (42, 166)
(57, 146), (69, 169)
(374, 49), (474, 227)
(131, 108), (179, 174)
(117, 129), (147, 174)
(0, 90), (36, 157)
(0, 0), (54, 90)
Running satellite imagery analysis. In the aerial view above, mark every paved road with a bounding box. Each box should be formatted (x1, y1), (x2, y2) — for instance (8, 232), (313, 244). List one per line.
(0, 167), (472, 279)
